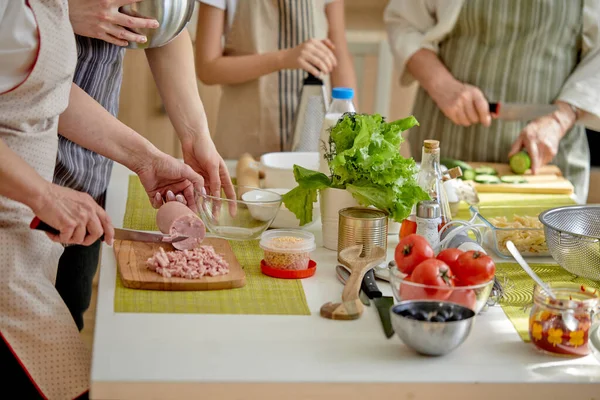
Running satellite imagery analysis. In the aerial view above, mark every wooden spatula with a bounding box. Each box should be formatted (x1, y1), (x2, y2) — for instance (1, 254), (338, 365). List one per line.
(320, 245), (386, 320)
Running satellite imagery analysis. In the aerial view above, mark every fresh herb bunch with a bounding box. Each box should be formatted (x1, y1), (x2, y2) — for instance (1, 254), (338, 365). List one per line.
(282, 112), (429, 225)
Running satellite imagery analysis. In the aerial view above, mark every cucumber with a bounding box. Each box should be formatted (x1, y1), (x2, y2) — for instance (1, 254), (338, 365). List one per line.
(474, 166), (498, 176)
(509, 151), (531, 174)
(441, 158), (473, 172)
(500, 175), (527, 184)
(462, 169), (477, 181)
(474, 174), (501, 184)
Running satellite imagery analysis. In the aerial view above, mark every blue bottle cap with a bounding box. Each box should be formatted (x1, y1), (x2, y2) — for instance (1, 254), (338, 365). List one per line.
(331, 87), (354, 100)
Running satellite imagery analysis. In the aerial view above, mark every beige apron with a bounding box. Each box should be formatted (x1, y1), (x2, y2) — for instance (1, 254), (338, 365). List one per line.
(409, 0), (589, 203)
(213, 0), (329, 159)
(0, 1), (89, 399)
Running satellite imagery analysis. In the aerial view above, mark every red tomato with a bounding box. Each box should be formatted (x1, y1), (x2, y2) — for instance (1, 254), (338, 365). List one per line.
(436, 248), (463, 270)
(394, 234), (434, 275)
(411, 259), (455, 300)
(447, 289), (477, 311)
(454, 251), (496, 285)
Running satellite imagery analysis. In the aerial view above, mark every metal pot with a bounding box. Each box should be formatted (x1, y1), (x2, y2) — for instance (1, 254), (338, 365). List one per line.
(120, 0), (195, 49)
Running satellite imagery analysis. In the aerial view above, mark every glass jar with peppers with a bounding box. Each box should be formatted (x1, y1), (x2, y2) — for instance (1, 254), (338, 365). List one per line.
(529, 282), (599, 357)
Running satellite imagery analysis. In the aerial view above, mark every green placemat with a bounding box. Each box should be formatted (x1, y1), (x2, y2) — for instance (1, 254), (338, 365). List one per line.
(113, 176), (311, 316)
(496, 263), (600, 341)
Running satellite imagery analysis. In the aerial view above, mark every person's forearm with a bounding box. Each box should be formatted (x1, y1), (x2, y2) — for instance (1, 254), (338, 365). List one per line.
(145, 29), (210, 147)
(330, 49), (358, 102)
(58, 83), (161, 173)
(196, 48), (288, 86)
(0, 139), (49, 211)
(406, 49), (456, 95)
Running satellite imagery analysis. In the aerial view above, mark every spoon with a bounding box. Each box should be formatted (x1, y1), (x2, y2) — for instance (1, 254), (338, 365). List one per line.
(321, 245), (386, 320)
(506, 240), (578, 331)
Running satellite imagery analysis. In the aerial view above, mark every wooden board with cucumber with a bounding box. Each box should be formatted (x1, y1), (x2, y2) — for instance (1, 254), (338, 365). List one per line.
(440, 157), (574, 194)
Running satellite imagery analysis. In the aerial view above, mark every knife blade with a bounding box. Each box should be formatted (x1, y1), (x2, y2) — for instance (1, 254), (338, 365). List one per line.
(30, 217), (188, 243)
(336, 264), (370, 306)
(489, 102), (558, 121)
(361, 269), (395, 338)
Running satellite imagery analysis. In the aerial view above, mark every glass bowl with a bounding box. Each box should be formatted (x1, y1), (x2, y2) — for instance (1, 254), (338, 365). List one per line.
(469, 204), (552, 258)
(197, 185), (282, 240)
(388, 265), (494, 314)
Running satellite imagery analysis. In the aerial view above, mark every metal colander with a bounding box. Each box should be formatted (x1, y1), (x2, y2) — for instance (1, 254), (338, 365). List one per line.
(539, 205), (600, 281)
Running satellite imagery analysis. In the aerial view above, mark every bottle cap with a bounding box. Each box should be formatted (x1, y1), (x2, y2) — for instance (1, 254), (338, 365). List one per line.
(416, 200), (441, 219)
(332, 87), (354, 100)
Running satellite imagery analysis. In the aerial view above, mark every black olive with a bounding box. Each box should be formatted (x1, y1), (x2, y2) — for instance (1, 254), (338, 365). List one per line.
(439, 309), (452, 320)
(404, 314), (416, 320)
(415, 310), (429, 321)
(431, 315), (445, 322)
(446, 313), (460, 322)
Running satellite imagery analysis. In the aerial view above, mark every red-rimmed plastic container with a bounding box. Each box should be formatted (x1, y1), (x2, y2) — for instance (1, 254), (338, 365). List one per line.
(259, 230), (316, 273)
(260, 259), (317, 279)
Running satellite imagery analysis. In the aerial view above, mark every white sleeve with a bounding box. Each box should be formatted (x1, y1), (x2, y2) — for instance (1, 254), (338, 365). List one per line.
(557, 0), (600, 131)
(198, 0), (226, 10)
(384, 0), (464, 86)
(0, 1), (39, 93)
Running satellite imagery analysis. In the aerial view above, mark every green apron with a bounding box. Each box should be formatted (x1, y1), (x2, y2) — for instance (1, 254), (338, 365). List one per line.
(410, 0), (590, 203)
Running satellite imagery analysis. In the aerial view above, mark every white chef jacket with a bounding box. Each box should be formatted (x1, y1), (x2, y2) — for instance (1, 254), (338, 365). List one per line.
(384, 0), (600, 131)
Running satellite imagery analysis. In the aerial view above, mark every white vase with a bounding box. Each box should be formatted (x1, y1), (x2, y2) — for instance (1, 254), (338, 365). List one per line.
(319, 188), (360, 251)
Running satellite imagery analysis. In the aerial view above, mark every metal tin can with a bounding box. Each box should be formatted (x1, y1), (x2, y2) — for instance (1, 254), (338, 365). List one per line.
(337, 207), (388, 262)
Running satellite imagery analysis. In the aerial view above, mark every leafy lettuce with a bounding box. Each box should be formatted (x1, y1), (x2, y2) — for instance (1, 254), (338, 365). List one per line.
(282, 113), (429, 225)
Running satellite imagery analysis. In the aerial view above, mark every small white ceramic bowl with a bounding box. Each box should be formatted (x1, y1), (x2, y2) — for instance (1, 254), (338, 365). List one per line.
(241, 189), (283, 222)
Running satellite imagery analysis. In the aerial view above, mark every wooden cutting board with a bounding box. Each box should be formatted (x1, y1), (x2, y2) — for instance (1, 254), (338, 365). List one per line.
(114, 237), (246, 291)
(467, 162), (574, 195)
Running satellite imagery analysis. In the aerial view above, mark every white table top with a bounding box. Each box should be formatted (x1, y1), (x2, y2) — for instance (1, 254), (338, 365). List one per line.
(90, 162), (600, 399)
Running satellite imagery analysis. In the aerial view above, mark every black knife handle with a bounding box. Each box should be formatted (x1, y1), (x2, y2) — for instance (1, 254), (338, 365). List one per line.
(361, 269), (382, 299)
(30, 217), (105, 242)
(489, 103), (499, 114)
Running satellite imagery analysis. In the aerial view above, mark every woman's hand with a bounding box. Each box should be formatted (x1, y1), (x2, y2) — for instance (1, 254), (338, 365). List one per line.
(283, 38), (338, 77)
(32, 183), (114, 246)
(181, 135), (235, 199)
(429, 78), (492, 127)
(69, 0), (159, 46)
(135, 153), (205, 211)
(508, 102), (576, 173)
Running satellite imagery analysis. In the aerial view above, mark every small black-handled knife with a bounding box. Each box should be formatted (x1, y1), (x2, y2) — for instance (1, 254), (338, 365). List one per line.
(361, 269), (395, 338)
(30, 217), (188, 243)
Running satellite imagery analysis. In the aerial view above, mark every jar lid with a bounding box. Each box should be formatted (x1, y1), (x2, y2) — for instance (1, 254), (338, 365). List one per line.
(259, 229), (316, 254)
(260, 259), (317, 279)
(417, 200), (441, 218)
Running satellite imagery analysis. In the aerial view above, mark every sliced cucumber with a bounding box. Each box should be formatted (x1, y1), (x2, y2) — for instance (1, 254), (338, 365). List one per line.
(500, 175), (527, 184)
(509, 151), (531, 175)
(474, 166), (498, 176)
(462, 169), (477, 181)
(474, 174), (501, 184)
(441, 158), (473, 172)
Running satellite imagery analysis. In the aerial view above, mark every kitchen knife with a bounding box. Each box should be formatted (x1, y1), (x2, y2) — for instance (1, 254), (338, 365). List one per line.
(361, 269), (395, 338)
(489, 102), (558, 121)
(336, 264), (370, 306)
(30, 217), (188, 244)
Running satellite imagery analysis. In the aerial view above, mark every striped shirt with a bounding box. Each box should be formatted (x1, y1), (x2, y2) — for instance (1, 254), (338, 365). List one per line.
(53, 35), (124, 207)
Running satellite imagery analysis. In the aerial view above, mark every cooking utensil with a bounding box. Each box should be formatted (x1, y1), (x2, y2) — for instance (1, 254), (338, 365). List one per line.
(539, 204), (600, 281)
(290, 73), (328, 152)
(119, 0), (195, 49)
(336, 265), (370, 306)
(337, 207), (388, 262)
(489, 102), (558, 121)
(506, 240), (578, 331)
(320, 245), (386, 320)
(30, 217), (188, 243)
(390, 300), (476, 356)
(362, 269), (395, 338)
(115, 238), (246, 291)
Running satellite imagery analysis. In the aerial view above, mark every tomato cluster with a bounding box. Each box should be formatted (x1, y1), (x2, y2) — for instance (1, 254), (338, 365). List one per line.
(394, 234), (496, 310)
